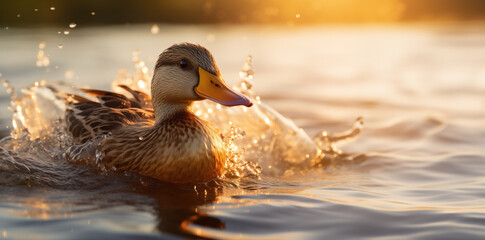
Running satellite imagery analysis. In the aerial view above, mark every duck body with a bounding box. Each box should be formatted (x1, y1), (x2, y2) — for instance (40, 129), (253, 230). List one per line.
(99, 110), (226, 183)
(65, 43), (252, 183)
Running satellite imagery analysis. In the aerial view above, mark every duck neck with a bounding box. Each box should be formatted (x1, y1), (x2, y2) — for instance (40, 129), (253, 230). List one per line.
(153, 101), (193, 124)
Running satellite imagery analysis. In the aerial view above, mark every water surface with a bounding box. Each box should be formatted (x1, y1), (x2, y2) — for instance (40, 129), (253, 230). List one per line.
(0, 24), (484, 239)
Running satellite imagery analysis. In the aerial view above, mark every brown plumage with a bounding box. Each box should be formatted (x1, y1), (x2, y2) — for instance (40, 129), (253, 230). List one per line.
(65, 43), (252, 183)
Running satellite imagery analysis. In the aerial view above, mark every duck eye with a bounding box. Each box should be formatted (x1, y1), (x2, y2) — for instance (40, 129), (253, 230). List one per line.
(179, 59), (189, 69)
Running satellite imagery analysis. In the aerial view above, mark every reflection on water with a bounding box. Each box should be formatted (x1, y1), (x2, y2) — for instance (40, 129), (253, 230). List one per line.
(0, 24), (485, 239)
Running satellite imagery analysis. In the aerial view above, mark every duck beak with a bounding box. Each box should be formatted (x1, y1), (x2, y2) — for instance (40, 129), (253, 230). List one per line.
(195, 67), (253, 107)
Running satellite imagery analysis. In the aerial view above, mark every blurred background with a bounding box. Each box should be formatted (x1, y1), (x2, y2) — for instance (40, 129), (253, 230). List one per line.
(1, 0), (485, 27)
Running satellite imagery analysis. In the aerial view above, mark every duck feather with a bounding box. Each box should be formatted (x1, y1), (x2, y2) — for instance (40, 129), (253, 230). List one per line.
(66, 85), (154, 144)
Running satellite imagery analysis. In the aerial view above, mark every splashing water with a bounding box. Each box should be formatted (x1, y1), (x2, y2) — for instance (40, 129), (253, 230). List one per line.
(0, 53), (362, 187)
(111, 50), (152, 94)
(36, 42), (50, 67)
(194, 56), (364, 176)
(110, 54), (364, 177)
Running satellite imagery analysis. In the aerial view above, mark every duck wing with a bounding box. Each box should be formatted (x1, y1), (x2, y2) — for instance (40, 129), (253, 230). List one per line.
(115, 85), (153, 109)
(66, 85), (154, 144)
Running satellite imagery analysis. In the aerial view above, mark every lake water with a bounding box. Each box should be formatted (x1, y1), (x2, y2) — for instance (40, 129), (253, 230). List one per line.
(0, 24), (485, 239)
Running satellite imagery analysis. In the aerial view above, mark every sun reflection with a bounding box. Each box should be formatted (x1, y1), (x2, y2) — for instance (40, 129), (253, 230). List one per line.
(9, 198), (70, 220)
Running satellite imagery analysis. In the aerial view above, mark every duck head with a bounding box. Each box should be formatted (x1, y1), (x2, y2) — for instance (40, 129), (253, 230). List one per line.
(151, 43), (252, 120)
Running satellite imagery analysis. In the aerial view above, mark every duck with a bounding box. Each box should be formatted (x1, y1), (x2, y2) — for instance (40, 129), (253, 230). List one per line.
(65, 43), (253, 183)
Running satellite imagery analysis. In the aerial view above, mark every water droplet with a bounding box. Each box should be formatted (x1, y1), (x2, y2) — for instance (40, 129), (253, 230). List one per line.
(151, 24), (159, 34)
(264, 117), (271, 125)
(64, 70), (74, 79)
(34, 9), (38, 12)
(91, 11), (96, 16)
(58, 44), (63, 49)
(137, 80), (145, 89)
(36, 42), (50, 67)
(11, 119), (17, 130)
(69, 23), (76, 28)
(138, 136), (144, 141)
(63, 30), (70, 35)
(16, 14), (21, 18)
(132, 49), (140, 61)
(50, 7), (55, 10)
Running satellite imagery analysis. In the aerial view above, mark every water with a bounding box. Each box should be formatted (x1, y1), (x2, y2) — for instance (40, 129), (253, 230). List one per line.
(1, 24), (485, 239)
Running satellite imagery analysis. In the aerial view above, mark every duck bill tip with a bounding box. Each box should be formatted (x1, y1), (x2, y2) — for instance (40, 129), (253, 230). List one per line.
(243, 99), (253, 107)
(196, 67), (254, 108)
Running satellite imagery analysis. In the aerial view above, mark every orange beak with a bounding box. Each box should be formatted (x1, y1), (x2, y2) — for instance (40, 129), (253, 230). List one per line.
(194, 67), (253, 107)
